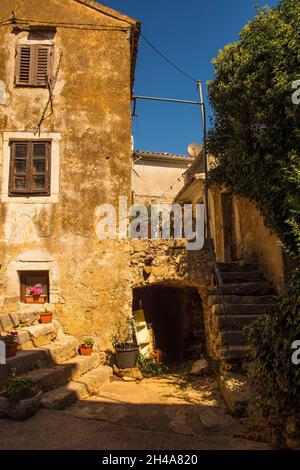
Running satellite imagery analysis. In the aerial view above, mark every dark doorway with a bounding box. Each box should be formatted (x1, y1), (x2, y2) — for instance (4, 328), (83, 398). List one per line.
(133, 286), (205, 364)
(221, 193), (238, 261)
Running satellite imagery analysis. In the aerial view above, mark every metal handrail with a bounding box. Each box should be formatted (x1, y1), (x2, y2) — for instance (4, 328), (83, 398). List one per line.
(208, 238), (229, 351)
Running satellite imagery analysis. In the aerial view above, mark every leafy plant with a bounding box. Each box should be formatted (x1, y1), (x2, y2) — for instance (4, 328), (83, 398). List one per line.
(112, 317), (136, 348)
(137, 353), (168, 377)
(245, 269), (300, 444)
(81, 337), (95, 347)
(208, 0), (300, 444)
(1, 332), (18, 344)
(208, 0), (300, 259)
(5, 377), (37, 402)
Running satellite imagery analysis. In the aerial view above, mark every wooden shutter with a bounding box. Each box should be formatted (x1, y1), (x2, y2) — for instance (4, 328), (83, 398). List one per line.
(15, 45), (53, 87)
(35, 46), (52, 86)
(15, 45), (33, 86)
(9, 142), (30, 194)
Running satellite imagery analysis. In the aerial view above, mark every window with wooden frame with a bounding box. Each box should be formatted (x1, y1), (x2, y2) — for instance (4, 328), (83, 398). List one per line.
(19, 271), (49, 303)
(15, 44), (53, 87)
(9, 140), (51, 196)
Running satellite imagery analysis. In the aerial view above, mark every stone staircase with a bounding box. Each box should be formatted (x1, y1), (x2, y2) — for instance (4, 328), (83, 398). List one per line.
(209, 262), (277, 362)
(0, 309), (111, 410)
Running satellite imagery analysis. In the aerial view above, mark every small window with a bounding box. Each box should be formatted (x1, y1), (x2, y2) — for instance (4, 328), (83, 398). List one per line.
(9, 140), (51, 196)
(19, 271), (49, 303)
(15, 44), (53, 87)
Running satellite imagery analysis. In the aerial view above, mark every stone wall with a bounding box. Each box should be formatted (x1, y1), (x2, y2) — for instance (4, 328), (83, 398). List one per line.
(210, 186), (285, 294)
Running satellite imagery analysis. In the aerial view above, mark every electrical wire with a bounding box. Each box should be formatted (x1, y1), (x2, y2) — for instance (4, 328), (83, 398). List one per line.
(139, 31), (197, 84)
(0, 16), (130, 32)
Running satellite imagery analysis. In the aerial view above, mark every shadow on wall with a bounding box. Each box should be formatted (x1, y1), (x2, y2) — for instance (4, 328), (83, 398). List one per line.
(133, 286), (205, 363)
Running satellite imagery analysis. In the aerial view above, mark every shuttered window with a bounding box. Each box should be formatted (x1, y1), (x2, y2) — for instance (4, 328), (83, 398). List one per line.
(9, 141), (51, 196)
(15, 45), (53, 87)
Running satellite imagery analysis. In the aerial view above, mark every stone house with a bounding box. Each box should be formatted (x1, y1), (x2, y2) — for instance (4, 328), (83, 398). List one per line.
(132, 150), (194, 204)
(0, 0), (141, 349)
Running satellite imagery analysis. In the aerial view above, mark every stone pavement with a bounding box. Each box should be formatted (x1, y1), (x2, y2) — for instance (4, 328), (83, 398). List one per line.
(0, 373), (269, 450)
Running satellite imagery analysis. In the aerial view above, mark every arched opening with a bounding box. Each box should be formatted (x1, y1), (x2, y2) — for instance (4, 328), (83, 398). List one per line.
(133, 285), (205, 364)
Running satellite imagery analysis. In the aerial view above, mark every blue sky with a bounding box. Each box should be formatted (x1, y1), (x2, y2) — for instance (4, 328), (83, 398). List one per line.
(102, 0), (278, 155)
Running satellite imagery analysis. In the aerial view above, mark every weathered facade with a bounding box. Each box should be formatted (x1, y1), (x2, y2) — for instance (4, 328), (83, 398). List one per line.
(0, 0), (141, 348)
(132, 150), (194, 204)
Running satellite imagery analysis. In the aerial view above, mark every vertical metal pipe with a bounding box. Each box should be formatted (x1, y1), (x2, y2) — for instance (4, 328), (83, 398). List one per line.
(197, 80), (210, 240)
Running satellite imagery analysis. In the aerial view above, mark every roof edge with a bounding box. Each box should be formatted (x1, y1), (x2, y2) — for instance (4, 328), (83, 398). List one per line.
(74, 0), (140, 25)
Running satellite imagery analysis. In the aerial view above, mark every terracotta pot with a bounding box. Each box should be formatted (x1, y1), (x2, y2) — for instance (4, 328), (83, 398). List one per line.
(152, 349), (163, 364)
(39, 313), (53, 324)
(5, 342), (18, 359)
(25, 296), (46, 304)
(79, 346), (93, 356)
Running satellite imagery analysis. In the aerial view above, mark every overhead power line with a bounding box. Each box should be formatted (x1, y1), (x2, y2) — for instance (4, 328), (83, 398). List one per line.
(139, 31), (197, 84)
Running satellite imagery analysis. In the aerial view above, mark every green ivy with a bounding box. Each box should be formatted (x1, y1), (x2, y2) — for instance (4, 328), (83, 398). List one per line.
(137, 353), (168, 377)
(245, 269), (300, 443)
(208, 0), (300, 443)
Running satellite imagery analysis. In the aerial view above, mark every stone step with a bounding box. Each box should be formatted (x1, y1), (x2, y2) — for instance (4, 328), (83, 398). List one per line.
(40, 382), (87, 410)
(218, 314), (260, 330)
(39, 335), (79, 364)
(219, 346), (249, 360)
(218, 263), (258, 272)
(221, 271), (264, 284)
(0, 313), (20, 331)
(208, 295), (276, 306)
(0, 349), (51, 389)
(17, 323), (58, 349)
(65, 353), (100, 380)
(21, 365), (73, 392)
(220, 330), (247, 347)
(213, 303), (275, 316)
(0, 311), (40, 332)
(214, 282), (273, 296)
(41, 365), (112, 410)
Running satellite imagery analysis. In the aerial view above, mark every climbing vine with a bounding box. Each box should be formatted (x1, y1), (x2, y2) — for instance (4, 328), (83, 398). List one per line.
(208, 0), (300, 443)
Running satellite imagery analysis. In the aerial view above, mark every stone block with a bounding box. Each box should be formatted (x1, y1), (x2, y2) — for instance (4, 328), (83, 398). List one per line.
(75, 365), (112, 395)
(190, 359), (210, 376)
(219, 373), (252, 415)
(66, 353), (100, 380)
(113, 364), (143, 381)
(0, 314), (13, 332)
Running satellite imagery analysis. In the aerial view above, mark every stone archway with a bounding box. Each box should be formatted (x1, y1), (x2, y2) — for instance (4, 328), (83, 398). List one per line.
(130, 239), (218, 360)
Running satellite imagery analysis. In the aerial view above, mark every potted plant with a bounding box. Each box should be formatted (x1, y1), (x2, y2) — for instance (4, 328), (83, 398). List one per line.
(113, 317), (139, 369)
(0, 377), (42, 421)
(39, 307), (53, 324)
(79, 337), (95, 356)
(1, 331), (19, 358)
(25, 283), (46, 304)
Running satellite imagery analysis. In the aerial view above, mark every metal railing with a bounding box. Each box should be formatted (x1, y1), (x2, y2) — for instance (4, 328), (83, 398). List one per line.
(208, 238), (229, 351)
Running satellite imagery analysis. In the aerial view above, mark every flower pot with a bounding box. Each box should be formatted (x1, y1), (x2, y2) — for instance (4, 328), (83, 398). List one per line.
(5, 342), (18, 359)
(25, 295), (46, 304)
(115, 343), (138, 369)
(39, 312), (53, 324)
(79, 345), (93, 356)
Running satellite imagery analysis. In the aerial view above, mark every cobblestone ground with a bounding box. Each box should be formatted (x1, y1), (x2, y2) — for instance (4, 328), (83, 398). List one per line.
(0, 372), (269, 450)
